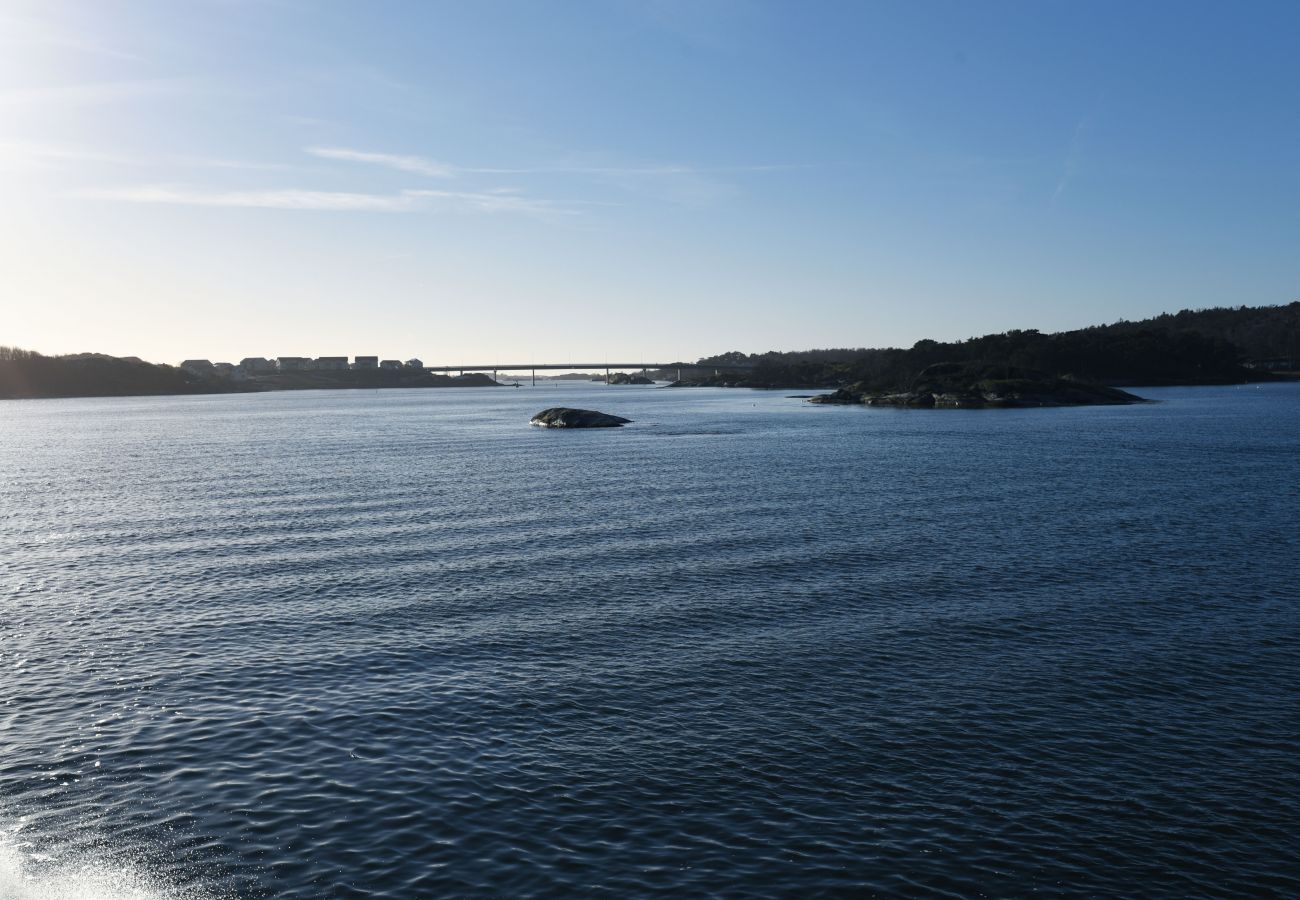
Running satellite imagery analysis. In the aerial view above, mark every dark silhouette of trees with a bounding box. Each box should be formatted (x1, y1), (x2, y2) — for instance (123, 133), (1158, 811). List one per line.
(685, 302), (1297, 388)
(0, 350), (200, 399)
(4, 302), (1295, 399)
(0, 346), (41, 361)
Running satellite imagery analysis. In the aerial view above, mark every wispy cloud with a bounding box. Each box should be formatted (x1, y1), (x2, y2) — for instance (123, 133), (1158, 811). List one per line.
(0, 79), (192, 107)
(174, 155), (303, 172)
(72, 184), (576, 218)
(0, 141), (131, 170)
(0, 12), (145, 62)
(1053, 108), (1098, 204)
(0, 140), (298, 172)
(307, 145), (802, 179)
(56, 144), (791, 218)
(464, 162), (802, 176)
(306, 146), (456, 178)
(75, 185), (419, 211)
(408, 188), (578, 217)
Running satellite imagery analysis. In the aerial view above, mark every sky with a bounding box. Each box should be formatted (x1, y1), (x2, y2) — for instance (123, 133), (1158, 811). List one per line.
(2, 0), (1298, 365)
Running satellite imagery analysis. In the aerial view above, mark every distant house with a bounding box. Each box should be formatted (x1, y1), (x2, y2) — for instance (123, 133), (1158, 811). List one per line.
(180, 359), (214, 376)
(277, 356), (314, 371)
(212, 362), (236, 377)
(353, 356), (379, 369)
(316, 357), (348, 371)
(380, 359), (403, 370)
(239, 357), (276, 373)
(405, 358), (424, 369)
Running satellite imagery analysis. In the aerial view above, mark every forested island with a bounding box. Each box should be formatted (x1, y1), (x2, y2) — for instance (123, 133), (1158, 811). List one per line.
(664, 302), (1300, 395)
(2, 302), (1296, 400)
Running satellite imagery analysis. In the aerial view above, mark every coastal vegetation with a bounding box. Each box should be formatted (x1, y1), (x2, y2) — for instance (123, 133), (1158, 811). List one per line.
(0, 349), (211, 399)
(3, 302), (1295, 400)
(0, 347), (497, 400)
(669, 302), (1299, 391)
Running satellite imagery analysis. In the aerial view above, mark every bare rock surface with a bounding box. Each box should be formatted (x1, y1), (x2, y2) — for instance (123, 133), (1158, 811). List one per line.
(530, 407), (632, 428)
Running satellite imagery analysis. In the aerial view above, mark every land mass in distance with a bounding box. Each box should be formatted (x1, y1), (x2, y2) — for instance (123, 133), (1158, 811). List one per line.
(2, 302), (1296, 401)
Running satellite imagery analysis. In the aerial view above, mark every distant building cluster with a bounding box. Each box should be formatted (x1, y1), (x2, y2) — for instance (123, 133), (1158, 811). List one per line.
(179, 356), (424, 379)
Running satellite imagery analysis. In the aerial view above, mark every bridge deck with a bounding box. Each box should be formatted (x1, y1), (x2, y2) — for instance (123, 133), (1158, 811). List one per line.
(423, 362), (753, 372)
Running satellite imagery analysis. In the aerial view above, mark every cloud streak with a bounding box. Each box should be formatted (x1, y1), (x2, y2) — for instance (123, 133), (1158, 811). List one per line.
(72, 185), (575, 218)
(305, 146), (456, 178)
(1053, 106), (1100, 204)
(0, 140), (300, 173)
(307, 145), (801, 179)
(464, 163), (801, 176)
(0, 79), (191, 107)
(54, 145), (792, 220)
(302, 145), (802, 210)
(409, 188), (578, 216)
(1053, 125), (1082, 202)
(75, 186), (417, 211)
(0, 12), (146, 62)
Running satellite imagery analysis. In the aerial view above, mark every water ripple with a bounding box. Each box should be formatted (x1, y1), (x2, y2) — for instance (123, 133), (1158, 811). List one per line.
(1, 384), (1298, 896)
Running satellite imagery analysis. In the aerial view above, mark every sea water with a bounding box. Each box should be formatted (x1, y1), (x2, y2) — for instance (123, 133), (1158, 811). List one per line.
(1, 382), (1297, 897)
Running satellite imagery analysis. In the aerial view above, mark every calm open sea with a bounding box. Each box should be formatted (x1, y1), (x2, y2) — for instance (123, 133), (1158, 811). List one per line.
(1, 382), (1297, 898)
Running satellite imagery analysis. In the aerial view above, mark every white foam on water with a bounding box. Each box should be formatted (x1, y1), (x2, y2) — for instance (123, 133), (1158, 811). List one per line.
(0, 822), (219, 900)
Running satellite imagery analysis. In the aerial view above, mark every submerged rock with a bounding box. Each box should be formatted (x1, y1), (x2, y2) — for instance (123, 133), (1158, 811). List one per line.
(530, 407), (632, 428)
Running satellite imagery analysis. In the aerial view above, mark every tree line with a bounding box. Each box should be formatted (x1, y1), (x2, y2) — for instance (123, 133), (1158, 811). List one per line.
(688, 302), (1298, 388)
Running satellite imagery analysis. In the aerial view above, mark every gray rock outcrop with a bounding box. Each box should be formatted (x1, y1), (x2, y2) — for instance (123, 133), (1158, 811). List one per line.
(529, 408), (632, 428)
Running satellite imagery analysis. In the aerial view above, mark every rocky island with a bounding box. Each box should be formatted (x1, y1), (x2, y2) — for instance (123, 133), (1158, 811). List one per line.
(809, 363), (1144, 408)
(530, 408), (632, 428)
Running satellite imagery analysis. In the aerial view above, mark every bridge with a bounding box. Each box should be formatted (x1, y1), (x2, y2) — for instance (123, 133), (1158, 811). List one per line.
(423, 362), (755, 384)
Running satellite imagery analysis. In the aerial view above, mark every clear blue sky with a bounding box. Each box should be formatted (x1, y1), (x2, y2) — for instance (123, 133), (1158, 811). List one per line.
(3, 0), (1297, 364)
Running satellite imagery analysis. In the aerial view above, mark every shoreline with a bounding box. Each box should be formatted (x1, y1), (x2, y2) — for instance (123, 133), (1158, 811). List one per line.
(0, 370), (504, 402)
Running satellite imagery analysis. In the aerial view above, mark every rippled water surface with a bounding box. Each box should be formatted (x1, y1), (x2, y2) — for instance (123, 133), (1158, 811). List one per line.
(2, 382), (1298, 897)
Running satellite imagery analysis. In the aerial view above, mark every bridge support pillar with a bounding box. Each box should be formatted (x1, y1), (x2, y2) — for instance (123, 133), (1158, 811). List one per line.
(605, 366), (610, 384)
(531, 368), (535, 386)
